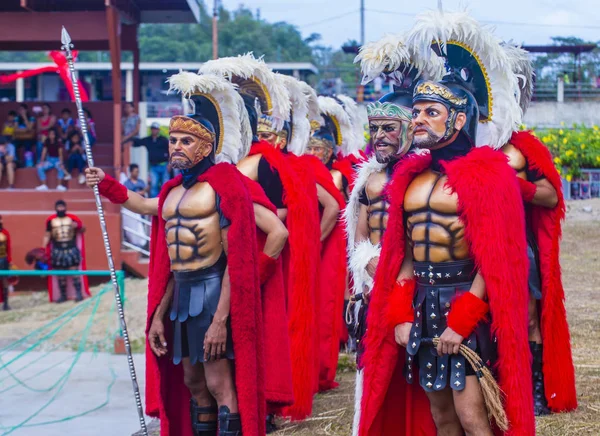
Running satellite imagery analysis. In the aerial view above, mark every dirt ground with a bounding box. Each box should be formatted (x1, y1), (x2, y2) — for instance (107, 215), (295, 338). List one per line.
(2, 199), (600, 435)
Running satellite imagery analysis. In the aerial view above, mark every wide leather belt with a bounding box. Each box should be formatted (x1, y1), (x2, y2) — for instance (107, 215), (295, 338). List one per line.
(413, 259), (476, 285)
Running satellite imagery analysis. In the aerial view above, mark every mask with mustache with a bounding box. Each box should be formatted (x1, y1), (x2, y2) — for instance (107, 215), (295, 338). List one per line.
(367, 101), (413, 164)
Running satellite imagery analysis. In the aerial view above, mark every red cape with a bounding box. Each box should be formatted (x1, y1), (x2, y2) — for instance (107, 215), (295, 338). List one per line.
(0, 229), (11, 303)
(241, 175), (295, 411)
(510, 131), (577, 412)
(360, 148), (535, 436)
(303, 155), (347, 392)
(248, 141), (321, 420)
(44, 214), (90, 302)
(145, 163), (265, 436)
(332, 156), (358, 192)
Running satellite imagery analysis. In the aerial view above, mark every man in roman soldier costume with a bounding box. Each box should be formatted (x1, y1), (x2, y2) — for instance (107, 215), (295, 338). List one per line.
(199, 56), (322, 422)
(359, 8), (536, 436)
(0, 215), (13, 310)
(496, 43), (576, 415)
(346, 32), (443, 436)
(85, 72), (272, 436)
(44, 200), (90, 303)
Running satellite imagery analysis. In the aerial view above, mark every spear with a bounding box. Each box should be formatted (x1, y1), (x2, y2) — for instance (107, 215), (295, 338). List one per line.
(61, 27), (148, 436)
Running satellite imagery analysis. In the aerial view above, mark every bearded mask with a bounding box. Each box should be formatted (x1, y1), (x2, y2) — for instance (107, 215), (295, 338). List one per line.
(367, 100), (413, 164)
(168, 115), (215, 170)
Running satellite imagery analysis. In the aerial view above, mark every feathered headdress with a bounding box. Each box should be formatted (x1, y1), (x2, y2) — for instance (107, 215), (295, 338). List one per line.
(502, 42), (534, 115)
(336, 95), (366, 157)
(355, 32), (445, 86)
(317, 96), (354, 155)
(199, 53), (291, 132)
(405, 7), (522, 149)
(167, 71), (252, 164)
(278, 74), (312, 155)
(298, 80), (323, 127)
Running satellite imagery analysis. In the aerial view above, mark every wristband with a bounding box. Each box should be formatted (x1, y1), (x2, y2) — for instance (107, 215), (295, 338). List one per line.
(98, 174), (129, 204)
(447, 292), (489, 338)
(385, 279), (416, 328)
(518, 177), (537, 203)
(258, 252), (277, 285)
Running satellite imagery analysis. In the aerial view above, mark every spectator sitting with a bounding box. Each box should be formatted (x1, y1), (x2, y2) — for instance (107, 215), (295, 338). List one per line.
(124, 163), (148, 195)
(36, 128), (66, 192)
(14, 104), (37, 167)
(132, 121), (169, 197)
(121, 102), (140, 171)
(37, 103), (57, 161)
(2, 111), (17, 142)
(0, 136), (16, 190)
(57, 108), (75, 143)
(65, 131), (86, 185)
(76, 108), (96, 146)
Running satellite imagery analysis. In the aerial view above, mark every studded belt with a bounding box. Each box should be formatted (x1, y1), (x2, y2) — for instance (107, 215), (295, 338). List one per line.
(413, 259), (476, 286)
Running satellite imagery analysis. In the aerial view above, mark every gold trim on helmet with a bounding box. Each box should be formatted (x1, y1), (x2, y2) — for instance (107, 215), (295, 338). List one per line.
(169, 113), (219, 153)
(233, 76), (273, 116)
(414, 82), (468, 106)
(446, 39), (493, 123)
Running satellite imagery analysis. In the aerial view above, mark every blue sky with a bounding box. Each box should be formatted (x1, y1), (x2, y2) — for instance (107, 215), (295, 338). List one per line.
(220, 0), (600, 48)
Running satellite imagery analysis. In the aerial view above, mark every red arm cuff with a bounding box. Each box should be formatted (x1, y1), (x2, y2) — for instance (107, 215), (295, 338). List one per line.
(447, 292), (489, 338)
(518, 177), (537, 203)
(98, 174), (129, 204)
(385, 279), (416, 328)
(258, 252), (277, 285)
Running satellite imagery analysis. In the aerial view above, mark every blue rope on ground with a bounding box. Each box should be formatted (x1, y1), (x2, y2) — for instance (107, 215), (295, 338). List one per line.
(0, 282), (124, 435)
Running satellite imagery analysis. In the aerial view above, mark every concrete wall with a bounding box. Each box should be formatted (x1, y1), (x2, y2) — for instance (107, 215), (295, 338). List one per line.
(524, 101), (600, 128)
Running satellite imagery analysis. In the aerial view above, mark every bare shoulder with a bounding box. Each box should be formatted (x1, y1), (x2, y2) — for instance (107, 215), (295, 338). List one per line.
(501, 143), (526, 171)
(237, 154), (262, 181)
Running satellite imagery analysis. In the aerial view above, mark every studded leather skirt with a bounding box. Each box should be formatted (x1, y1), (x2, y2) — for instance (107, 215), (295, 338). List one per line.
(51, 241), (81, 269)
(405, 260), (496, 392)
(170, 255), (234, 365)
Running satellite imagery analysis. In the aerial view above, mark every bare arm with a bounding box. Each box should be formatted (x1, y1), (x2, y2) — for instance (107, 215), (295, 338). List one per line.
(39, 146), (47, 163)
(354, 205), (369, 245)
(85, 167), (159, 216)
(531, 178), (559, 208)
(254, 203), (288, 258)
(277, 208), (288, 222)
(317, 183), (340, 242)
(468, 272), (486, 300)
(43, 231), (51, 248)
(204, 227), (231, 361)
(148, 277), (174, 357)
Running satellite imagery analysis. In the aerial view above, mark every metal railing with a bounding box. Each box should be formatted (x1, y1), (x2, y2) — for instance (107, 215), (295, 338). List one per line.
(121, 209), (151, 257)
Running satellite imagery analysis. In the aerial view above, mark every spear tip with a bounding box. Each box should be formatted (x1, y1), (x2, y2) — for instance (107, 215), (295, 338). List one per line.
(61, 26), (72, 47)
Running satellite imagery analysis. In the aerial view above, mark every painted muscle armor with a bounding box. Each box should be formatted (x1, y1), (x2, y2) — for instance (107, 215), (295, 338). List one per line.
(404, 170), (469, 263)
(0, 232), (7, 259)
(49, 216), (76, 244)
(362, 170), (391, 246)
(162, 182), (226, 272)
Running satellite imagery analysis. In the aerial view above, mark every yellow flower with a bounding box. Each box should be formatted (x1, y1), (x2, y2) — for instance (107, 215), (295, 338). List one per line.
(559, 129), (564, 135)
(581, 144), (586, 150)
(562, 138), (568, 145)
(596, 156), (600, 163)
(560, 122), (565, 127)
(565, 150), (574, 157)
(566, 174), (572, 182)
(554, 157), (562, 164)
(594, 125), (599, 131)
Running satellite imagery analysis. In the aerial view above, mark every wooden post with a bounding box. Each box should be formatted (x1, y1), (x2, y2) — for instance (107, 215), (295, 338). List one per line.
(106, 5), (122, 174)
(132, 24), (140, 113)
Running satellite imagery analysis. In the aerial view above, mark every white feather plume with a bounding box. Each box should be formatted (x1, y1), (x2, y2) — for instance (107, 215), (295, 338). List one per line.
(167, 71), (252, 164)
(199, 53), (291, 132)
(298, 80), (323, 125)
(502, 42), (534, 115)
(317, 96), (354, 156)
(278, 74), (311, 155)
(355, 33), (445, 85)
(405, 8), (522, 148)
(336, 94), (366, 157)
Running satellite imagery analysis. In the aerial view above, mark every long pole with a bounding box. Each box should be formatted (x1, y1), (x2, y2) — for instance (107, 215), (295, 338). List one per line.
(360, 0), (365, 45)
(212, 0), (219, 59)
(61, 27), (148, 436)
